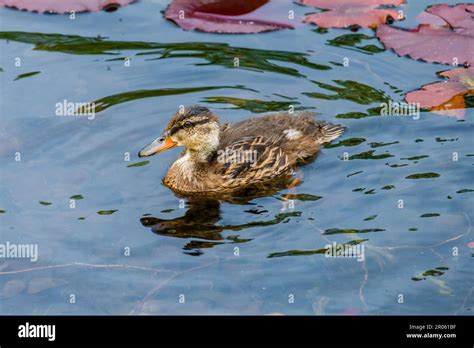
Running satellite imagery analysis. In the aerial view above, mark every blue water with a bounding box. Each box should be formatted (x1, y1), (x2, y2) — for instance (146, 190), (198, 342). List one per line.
(0, 0), (472, 315)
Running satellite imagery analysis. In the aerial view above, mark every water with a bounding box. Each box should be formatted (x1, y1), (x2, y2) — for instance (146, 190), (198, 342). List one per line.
(0, 0), (472, 315)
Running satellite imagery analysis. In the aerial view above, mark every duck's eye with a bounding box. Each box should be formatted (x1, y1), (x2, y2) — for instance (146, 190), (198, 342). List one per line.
(183, 121), (193, 129)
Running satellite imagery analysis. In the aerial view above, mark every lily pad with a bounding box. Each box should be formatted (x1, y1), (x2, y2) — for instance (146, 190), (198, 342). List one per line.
(377, 4), (474, 66)
(405, 67), (473, 118)
(0, 0), (135, 13)
(165, 0), (294, 34)
(299, 0), (404, 29)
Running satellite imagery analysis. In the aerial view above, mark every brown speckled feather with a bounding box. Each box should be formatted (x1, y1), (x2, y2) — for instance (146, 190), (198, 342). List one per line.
(217, 136), (290, 189)
(152, 108), (344, 195)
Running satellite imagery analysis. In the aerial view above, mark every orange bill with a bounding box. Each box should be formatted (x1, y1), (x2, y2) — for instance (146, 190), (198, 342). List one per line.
(138, 132), (177, 157)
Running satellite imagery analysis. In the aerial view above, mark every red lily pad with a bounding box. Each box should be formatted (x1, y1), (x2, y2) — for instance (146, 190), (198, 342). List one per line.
(405, 67), (474, 118)
(298, 0), (404, 29)
(377, 4), (474, 65)
(468, 241), (474, 249)
(0, 0), (135, 13)
(164, 0), (295, 34)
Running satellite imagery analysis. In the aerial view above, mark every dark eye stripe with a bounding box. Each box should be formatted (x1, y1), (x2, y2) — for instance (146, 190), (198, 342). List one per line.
(168, 118), (210, 135)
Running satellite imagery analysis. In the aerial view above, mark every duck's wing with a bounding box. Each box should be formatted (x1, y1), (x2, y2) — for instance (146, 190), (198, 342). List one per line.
(215, 136), (290, 187)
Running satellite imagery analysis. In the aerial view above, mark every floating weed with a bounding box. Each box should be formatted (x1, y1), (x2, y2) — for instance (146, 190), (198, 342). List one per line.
(305, 80), (389, 105)
(420, 213), (440, 218)
(400, 155), (429, 161)
(268, 247), (327, 258)
(406, 172), (440, 179)
(97, 210), (118, 215)
(347, 150), (394, 160)
(280, 193), (322, 201)
(90, 86), (255, 113)
(324, 137), (365, 148)
(160, 209), (175, 213)
(127, 161), (150, 168)
(327, 34), (384, 55)
(201, 96), (312, 113)
(268, 238), (368, 258)
(70, 194), (84, 200)
(369, 141), (399, 148)
(39, 201), (52, 206)
(436, 137), (458, 142)
(386, 163), (409, 168)
(244, 209), (269, 215)
(347, 170), (363, 177)
(226, 235), (253, 244)
(412, 267), (449, 281)
(313, 27), (328, 34)
(77, 217), (85, 220)
(0, 209), (6, 214)
(409, 228), (418, 231)
(336, 106), (382, 119)
(0, 32), (330, 77)
(272, 94), (298, 100)
(456, 189), (474, 194)
(381, 185), (395, 190)
(14, 71), (41, 81)
(364, 215), (377, 221)
(323, 228), (385, 235)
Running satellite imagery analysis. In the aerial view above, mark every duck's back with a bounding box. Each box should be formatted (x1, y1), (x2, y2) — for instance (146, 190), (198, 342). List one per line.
(220, 111), (344, 165)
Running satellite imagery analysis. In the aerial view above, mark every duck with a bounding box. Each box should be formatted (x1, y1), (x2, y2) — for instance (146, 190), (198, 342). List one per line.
(138, 105), (344, 195)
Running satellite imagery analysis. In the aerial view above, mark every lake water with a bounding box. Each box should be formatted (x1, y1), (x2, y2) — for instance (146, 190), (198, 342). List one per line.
(0, 0), (472, 315)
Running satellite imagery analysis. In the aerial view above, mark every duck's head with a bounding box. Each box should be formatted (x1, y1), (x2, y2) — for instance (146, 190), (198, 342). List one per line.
(138, 105), (220, 161)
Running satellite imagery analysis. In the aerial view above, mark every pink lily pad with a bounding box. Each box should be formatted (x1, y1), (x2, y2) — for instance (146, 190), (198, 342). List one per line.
(298, 0), (404, 29)
(0, 0), (135, 13)
(164, 0), (295, 34)
(405, 67), (474, 118)
(377, 4), (474, 65)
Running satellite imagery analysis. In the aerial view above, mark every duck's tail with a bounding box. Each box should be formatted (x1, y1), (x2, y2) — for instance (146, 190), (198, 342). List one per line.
(317, 123), (345, 144)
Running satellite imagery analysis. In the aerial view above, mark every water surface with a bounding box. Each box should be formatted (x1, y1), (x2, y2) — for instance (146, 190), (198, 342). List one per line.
(0, 0), (472, 315)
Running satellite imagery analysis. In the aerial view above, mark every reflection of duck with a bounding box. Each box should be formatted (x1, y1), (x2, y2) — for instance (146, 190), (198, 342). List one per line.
(139, 105), (344, 195)
(140, 198), (301, 255)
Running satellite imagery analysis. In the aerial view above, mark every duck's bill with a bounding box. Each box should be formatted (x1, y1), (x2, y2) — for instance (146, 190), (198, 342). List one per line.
(138, 133), (177, 157)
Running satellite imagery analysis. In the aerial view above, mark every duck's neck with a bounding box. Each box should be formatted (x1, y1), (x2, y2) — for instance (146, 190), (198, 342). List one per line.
(185, 131), (220, 164)
(186, 147), (217, 163)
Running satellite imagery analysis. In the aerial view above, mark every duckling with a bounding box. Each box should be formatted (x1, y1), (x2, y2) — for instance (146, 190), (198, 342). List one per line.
(139, 105), (344, 195)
